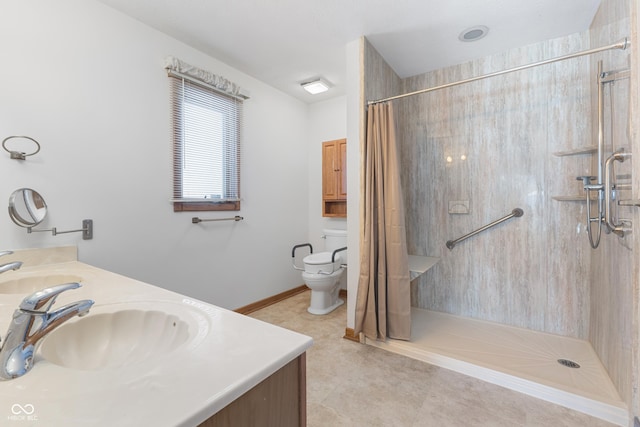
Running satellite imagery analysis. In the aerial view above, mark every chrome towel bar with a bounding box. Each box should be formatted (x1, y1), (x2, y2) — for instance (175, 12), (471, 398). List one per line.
(192, 216), (244, 223)
(446, 208), (524, 250)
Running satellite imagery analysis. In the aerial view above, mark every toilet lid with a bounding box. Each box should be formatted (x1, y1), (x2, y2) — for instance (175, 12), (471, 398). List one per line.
(303, 252), (341, 265)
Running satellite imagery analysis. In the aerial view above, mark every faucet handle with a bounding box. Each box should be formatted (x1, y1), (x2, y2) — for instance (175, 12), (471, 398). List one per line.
(0, 251), (14, 258)
(20, 283), (82, 312)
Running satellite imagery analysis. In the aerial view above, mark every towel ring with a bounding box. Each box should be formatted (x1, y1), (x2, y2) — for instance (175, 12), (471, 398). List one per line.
(2, 136), (41, 160)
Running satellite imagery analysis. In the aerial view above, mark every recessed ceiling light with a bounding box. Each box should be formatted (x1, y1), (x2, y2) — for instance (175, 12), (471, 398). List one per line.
(459, 25), (489, 42)
(301, 78), (330, 94)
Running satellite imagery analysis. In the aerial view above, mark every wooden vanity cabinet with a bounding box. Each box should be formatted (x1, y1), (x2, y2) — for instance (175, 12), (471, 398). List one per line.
(322, 138), (347, 217)
(199, 354), (306, 427)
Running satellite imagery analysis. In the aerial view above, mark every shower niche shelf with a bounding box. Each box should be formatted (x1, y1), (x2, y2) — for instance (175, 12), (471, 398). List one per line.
(551, 145), (597, 202)
(552, 195), (586, 202)
(409, 255), (439, 281)
(552, 146), (597, 157)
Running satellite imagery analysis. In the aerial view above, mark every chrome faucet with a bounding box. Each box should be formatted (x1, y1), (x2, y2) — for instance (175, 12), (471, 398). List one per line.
(0, 283), (94, 380)
(0, 251), (22, 274)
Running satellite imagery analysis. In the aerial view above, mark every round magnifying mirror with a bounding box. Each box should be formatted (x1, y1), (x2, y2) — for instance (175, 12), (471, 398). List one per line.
(8, 188), (48, 228)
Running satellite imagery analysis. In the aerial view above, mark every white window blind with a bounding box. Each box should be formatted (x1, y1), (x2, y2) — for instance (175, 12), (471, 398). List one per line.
(166, 59), (245, 212)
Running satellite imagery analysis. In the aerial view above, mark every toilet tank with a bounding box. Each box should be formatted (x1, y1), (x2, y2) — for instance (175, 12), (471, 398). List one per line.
(323, 228), (347, 254)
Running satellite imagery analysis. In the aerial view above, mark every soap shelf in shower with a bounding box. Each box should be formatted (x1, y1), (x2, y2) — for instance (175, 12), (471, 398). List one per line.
(618, 199), (640, 207)
(408, 255), (439, 281)
(552, 195), (586, 202)
(552, 146), (597, 157)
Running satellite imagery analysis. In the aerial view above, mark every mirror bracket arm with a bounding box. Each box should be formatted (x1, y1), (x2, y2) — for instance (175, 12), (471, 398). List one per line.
(26, 227), (53, 234)
(27, 220), (93, 240)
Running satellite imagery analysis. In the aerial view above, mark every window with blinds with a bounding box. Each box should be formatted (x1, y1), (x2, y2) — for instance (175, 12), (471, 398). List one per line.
(169, 75), (242, 211)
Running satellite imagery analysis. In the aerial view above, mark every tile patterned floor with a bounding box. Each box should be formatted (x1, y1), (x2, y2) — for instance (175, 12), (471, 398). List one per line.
(249, 291), (614, 426)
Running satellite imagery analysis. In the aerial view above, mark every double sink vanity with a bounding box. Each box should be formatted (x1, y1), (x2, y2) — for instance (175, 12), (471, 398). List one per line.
(0, 246), (312, 426)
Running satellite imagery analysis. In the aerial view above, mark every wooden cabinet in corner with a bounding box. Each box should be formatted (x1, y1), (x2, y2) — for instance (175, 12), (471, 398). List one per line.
(322, 138), (347, 217)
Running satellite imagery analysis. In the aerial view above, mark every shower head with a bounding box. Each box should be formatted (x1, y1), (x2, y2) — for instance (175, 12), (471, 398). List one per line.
(512, 208), (524, 217)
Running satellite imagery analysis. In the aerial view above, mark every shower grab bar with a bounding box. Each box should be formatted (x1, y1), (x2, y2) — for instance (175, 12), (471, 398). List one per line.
(192, 215), (244, 223)
(604, 151), (632, 237)
(446, 208), (524, 250)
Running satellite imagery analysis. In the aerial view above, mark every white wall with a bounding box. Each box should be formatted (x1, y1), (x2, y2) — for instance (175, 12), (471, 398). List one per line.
(306, 96), (348, 290)
(307, 96), (347, 250)
(0, 0), (311, 310)
(345, 39), (363, 329)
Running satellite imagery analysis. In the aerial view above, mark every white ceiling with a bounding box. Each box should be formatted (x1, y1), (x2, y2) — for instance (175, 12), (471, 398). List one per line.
(96, 0), (602, 104)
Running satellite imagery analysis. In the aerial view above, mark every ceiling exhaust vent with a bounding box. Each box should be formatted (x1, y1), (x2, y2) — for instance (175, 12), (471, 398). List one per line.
(459, 25), (489, 42)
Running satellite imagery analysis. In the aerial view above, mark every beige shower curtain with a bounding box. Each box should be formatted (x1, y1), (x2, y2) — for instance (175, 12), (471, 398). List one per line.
(354, 102), (411, 341)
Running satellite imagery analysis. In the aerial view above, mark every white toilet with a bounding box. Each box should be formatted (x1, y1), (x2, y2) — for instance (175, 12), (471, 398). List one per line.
(302, 229), (347, 315)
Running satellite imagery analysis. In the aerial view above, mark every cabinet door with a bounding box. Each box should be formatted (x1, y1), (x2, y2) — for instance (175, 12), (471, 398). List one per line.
(322, 139), (347, 217)
(337, 139), (347, 199)
(322, 141), (338, 200)
(199, 354), (306, 427)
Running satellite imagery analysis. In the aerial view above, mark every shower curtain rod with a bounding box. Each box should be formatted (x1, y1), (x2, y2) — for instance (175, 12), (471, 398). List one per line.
(367, 38), (630, 105)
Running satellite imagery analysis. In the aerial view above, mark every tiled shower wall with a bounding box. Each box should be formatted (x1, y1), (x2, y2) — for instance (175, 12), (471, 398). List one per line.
(397, 32), (596, 339)
(588, 0), (634, 413)
(361, 0), (637, 415)
(390, 0), (635, 412)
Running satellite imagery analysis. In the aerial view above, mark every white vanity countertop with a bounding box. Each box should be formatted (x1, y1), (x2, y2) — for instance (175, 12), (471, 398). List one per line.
(0, 248), (313, 426)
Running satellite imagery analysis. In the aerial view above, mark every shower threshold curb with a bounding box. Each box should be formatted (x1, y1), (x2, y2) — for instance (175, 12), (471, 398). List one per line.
(365, 337), (628, 426)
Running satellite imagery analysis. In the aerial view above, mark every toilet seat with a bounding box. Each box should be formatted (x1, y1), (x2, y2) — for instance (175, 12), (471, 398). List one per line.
(303, 252), (342, 274)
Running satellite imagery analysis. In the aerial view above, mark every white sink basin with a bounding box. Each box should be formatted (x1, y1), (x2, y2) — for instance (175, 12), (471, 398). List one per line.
(0, 274), (83, 294)
(39, 300), (210, 370)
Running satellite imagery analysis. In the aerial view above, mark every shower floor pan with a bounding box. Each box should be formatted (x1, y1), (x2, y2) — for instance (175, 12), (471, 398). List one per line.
(365, 308), (627, 426)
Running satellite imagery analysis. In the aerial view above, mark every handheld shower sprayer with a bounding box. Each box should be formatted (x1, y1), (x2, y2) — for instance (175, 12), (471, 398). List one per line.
(577, 176), (602, 249)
